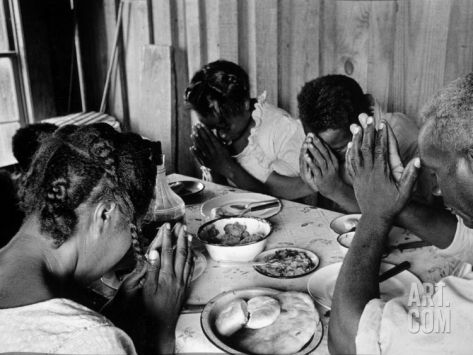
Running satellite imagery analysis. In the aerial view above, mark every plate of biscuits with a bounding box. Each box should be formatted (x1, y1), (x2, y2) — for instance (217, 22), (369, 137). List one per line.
(201, 287), (323, 355)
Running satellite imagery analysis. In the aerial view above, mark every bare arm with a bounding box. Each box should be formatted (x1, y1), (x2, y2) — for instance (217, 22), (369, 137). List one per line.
(319, 181), (360, 213)
(356, 113), (457, 249)
(329, 215), (389, 354)
(265, 172), (313, 200)
(191, 124), (312, 199)
(329, 119), (420, 354)
(218, 163), (313, 200)
(219, 160), (270, 194)
(100, 267), (148, 353)
(395, 202), (456, 249)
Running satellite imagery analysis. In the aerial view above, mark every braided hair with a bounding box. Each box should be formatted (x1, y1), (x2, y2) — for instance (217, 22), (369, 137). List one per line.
(185, 60), (250, 121)
(12, 123), (58, 171)
(19, 123), (156, 248)
(297, 75), (371, 134)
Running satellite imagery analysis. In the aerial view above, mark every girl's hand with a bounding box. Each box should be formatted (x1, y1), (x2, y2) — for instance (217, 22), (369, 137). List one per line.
(100, 264), (147, 341)
(142, 222), (194, 331)
(112, 265), (147, 306)
(190, 124), (235, 176)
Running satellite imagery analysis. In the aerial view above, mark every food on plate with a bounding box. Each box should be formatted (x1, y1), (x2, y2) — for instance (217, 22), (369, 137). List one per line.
(215, 299), (249, 337)
(206, 222), (266, 246)
(255, 249), (316, 277)
(214, 205), (240, 218)
(246, 296), (281, 329)
(213, 292), (318, 354)
(234, 292), (318, 355)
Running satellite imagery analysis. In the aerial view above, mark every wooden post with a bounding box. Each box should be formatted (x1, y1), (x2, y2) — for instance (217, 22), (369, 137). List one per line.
(70, 0), (87, 111)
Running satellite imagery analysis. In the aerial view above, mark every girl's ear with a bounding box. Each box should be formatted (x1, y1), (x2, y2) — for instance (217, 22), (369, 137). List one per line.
(92, 202), (117, 236)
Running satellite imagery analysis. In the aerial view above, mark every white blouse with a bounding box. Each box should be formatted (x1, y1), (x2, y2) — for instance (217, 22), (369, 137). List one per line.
(233, 92), (305, 183)
(0, 298), (136, 354)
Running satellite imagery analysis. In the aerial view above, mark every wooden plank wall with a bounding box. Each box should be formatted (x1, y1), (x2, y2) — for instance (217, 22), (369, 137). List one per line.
(87, 0), (473, 175)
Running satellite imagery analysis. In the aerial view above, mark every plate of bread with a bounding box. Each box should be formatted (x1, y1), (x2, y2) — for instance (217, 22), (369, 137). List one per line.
(201, 287), (323, 355)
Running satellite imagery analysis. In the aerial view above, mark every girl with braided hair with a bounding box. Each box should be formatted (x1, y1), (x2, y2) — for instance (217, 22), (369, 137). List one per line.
(186, 60), (313, 200)
(0, 123), (194, 354)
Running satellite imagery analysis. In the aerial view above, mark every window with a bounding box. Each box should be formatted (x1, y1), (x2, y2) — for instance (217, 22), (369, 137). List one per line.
(0, 0), (32, 167)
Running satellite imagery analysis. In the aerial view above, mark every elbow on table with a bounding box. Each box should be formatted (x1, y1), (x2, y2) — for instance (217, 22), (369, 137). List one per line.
(265, 178), (313, 200)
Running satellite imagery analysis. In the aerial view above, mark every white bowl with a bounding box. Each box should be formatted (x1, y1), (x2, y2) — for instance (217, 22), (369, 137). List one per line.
(336, 231), (355, 256)
(197, 217), (272, 262)
(330, 214), (361, 234)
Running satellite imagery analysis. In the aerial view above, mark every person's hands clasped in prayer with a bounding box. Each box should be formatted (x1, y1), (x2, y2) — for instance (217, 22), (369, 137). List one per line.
(142, 223), (194, 353)
(103, 222), (194, 354)
(191, 123), (237, 177)
(346, 118), (420, 220)
(300, 132), (351, 199)
(328, 117), (420, 354)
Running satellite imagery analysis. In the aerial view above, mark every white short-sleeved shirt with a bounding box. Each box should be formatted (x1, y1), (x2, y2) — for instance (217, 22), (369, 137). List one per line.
(356, 270), (473, 355)
(438, 216), (473, 264)
(0, 298), (136, 354)
(233, 92), (305, 183)
(355, 218), (473, 354)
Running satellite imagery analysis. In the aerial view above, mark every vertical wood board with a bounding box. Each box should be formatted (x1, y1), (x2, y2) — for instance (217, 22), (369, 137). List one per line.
(254, 0), (278, 102)
(133, 45), (175, 171)
(219, 0), (238, 62)
(278, 0), (320, 117)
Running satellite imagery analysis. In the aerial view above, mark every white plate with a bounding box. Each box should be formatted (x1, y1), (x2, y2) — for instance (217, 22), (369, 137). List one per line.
(201, 287), (323, 355)
(330, 214), (362, 234)
(307, 262), (422, 310)
(330, 214), (422, 244)
(201, 193), (282, 219)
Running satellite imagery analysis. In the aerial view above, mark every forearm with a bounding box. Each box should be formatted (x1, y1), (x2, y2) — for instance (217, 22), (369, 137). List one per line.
(266, 173), (314, 200)
(144, 319), (176, 355)
(221, 161), (270, 194)
(329, 215), (390, 354)
(322, 182), (360, 213)
(395, 201), (456, 248)
(101, 297), (149, 353)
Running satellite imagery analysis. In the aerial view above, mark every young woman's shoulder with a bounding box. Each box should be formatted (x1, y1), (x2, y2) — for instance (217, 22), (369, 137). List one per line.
(0, 298), (136, 354)
(253, 91), (301, 133)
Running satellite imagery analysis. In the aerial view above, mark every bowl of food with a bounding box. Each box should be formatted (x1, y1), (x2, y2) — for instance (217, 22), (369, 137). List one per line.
(253, 247), (320, 278)
(201, 287), (323, 355)
(197, 217), (272, 262)
(336, 231), (355, 256)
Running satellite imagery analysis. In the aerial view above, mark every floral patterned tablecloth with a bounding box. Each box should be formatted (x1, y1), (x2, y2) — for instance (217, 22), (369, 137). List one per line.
(169, 174), (460, 355)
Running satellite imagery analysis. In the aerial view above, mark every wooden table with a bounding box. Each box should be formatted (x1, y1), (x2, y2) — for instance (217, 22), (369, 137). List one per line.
(170, 174), (459, 354)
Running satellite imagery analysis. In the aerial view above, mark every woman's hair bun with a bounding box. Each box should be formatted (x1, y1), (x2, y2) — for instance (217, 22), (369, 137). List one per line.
(185, 60), (250, 119)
